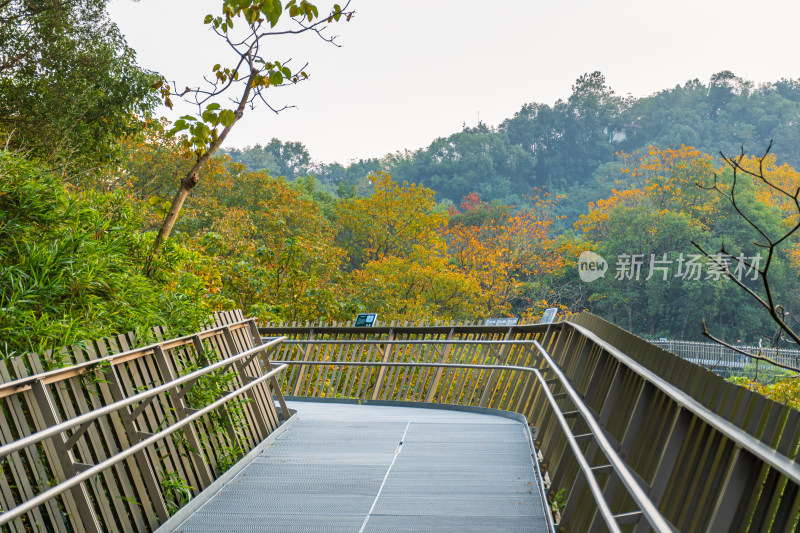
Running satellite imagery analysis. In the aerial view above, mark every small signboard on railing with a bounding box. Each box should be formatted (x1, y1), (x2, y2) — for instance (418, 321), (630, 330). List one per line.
(539, 308), (558, 324)
(484, 318), (519, 326)
(354, 313), (378, 327)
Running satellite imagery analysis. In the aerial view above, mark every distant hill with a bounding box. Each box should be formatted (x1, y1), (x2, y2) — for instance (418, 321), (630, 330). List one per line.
(224, 71), (800, 222)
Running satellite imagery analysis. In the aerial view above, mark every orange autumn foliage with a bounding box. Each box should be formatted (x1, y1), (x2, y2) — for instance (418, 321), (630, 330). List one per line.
(446, 193), (573, 316)
(577, 146), (720, 238)
(336, 172), (448, 269)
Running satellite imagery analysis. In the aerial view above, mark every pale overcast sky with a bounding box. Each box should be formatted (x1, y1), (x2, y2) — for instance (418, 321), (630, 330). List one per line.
(108, 0), (800, 165)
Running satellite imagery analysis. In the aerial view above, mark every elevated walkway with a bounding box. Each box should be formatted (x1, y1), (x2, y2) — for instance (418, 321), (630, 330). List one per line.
(159, 401), (551, 532)
(4, 311), (800, 531)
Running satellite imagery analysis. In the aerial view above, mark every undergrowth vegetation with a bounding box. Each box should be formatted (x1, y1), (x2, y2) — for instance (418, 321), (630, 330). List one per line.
(0, 151), (211, 361)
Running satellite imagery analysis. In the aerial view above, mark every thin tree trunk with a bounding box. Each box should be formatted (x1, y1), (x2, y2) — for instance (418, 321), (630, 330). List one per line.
(153, 171), (197, 250)
(680, 307), (689, 339)
(144, 68), (255, 275)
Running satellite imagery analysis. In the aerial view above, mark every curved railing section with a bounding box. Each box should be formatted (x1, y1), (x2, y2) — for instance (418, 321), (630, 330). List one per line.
(262, 314), (800, 532)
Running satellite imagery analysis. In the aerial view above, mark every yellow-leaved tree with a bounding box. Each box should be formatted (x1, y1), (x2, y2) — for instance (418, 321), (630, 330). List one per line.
(337, 173), (479, 321)
(446, 193), (579, 318)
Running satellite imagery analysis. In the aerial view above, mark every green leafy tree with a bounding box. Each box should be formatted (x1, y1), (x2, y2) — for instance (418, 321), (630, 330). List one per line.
(394, 127), (536, 204)
(224, 138), (313, 178)
(0, 0), (158, 177)
(148, 0), (355, 271)
(0, 151), (212, 361)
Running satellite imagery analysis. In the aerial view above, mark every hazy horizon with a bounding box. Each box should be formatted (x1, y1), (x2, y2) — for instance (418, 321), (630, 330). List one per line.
(108, 0), (800, 164)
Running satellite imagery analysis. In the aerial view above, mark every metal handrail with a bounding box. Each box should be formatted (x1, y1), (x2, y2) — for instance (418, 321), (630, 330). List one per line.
(273, 343), (673, 532)
(264, 316), (800, 530)
(278, 329), (800, 487)
(569, 323), (800, 485)
(531, 341), (673, 532)
(274, 339), (544, 345)
(0, 336), (285, 461)
(0, 318), (256, 399)
(0, 358), (288, 525)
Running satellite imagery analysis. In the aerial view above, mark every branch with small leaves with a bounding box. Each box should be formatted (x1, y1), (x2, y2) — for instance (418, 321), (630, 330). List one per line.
(693, 141), (800, 372)
(145, 0), (354, 275)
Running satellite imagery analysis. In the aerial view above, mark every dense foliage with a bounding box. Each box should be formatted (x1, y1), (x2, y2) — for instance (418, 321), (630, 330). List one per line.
(2, 0), (799, 373)
(0, 152), (211, 362)
(574, 146), (800, 341)
(0, 0), (158, 178)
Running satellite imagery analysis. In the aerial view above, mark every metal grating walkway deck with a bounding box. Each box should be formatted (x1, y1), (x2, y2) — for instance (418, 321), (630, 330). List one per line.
(162, 401), (550, 532)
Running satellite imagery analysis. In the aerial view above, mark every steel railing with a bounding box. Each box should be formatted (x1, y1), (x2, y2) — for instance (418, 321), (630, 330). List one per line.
(653, 339), (800, 376)
(3, 312), (797, 531)
(0, 319), (289, 533)
(262, 314), (800, 532)
(272, 345), (673, 532)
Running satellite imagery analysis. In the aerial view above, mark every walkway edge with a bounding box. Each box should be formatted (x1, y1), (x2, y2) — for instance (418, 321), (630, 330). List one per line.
(285, 395), (529, 422)
(154, 411), (299, 533)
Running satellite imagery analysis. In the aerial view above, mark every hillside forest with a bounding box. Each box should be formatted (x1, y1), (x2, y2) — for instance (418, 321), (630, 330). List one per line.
(2, 0), (800, 368)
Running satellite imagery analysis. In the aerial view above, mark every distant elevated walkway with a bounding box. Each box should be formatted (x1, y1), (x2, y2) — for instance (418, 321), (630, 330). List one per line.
(652, 338), (800, 376)
(159, 401), (551, 532)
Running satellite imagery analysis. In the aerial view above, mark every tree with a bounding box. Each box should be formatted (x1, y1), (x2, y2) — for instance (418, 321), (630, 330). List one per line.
(0, 151), (213, 361)
(398, 128), (536, 204)
(148, 0), (355, 271)
(335, 172), (447, 269)
(350, 252), (479, 321)
(224, 138), (313, 178)
(222, 144), (280, 175)
(176, 165), (350, 323)
(335, 173), (486, 320)
(117, 120), (194, 202)
(0, 0), (158, 177)
(446, 193), (573, 317)
(562, 71), (627, 181)
(573, 145), (788, 341)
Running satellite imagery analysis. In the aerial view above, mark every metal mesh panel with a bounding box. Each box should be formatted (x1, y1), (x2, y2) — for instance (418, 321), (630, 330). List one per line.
(170, 401), (549, 532)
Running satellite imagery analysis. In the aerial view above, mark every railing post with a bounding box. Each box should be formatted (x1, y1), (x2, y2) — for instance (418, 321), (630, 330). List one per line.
(514, 366), (538, 420)
(705, 447), (762, 531)
(152, 346), (214, 488)
(425, 328), (455, 403)
(192, 334), (242, 455)
(101, 367), (171, 523)
(371, 328), (395, 400)
(222, 327), (270, 438)
(292, 328), (315, 396)
(30, 381), (102, 533)
(632, 407), (690, 533)
(479, 327), (514, 407)
(247, 321), (290, 419)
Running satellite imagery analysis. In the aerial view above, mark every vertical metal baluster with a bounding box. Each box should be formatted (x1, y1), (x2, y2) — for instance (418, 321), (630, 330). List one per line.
(425, 329), (456, 403)
(371, 329), (395, 400)
(30, 380), (101, 532)
(152, 346), (214, 488)
(100, 367), (171, 523)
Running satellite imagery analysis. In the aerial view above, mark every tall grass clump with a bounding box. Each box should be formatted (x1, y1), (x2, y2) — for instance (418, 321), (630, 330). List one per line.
(0, 151), (212, 364)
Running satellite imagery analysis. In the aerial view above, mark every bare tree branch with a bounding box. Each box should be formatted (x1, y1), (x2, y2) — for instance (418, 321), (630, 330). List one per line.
(695, 141), (800, 369)
(146, 1), (355, 272)
(701, 319), (799, 373)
